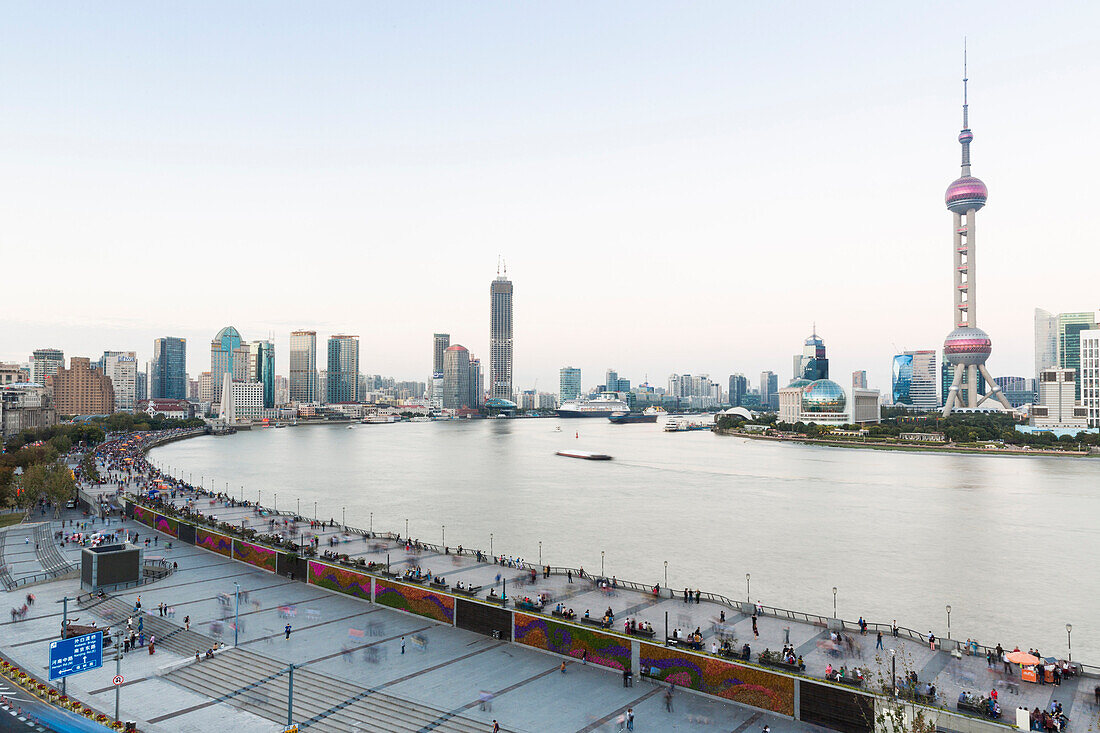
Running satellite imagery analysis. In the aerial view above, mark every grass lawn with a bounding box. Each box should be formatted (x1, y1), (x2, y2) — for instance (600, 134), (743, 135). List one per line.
(0, 512), (25, 529)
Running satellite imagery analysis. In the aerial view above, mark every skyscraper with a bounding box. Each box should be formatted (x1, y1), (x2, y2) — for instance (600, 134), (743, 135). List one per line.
(940, 56), (1012, 414)
(210, 326), (244, 402)
(442, 345), (471, 409)
(1034, 309), (1058, 381)
(893, 350), (938, 408)
(560, 367), (582, 402)
(249, 340), (275, 408)
(100, 351), (138, 412)
(151, 337), (187, 400)
(30, 348), (64, 385)
(289, 330), (317, 404)
(433, 334), (450, 376)
(727, 374), (747, 407)
(490, 264), (513, 400)
(1080, 330), (1100, 427)
(468, 355), (483, 408)
(605, 369), (619, 392)
(1057, 313), (1098, 400)
(793, 331), (828, 381)
(326, 335), (359, 403)
(759, 371), (779, 410)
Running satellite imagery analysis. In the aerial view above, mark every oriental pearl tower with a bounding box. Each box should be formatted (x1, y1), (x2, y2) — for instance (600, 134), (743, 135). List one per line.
(941, 51), (1012, 415)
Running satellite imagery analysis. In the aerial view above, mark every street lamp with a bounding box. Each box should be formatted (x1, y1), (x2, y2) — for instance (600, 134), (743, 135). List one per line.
(234, 582), (241, 646)
(490, 533), (493, 557)
(890, 649), (897, 697)
(946, 604), (952, 639)
(664, 560), (668, 589)
(405, 518), (409, 540)
(274, 493), (278, 512)
(1066, 623), (1073, 662)
(258, 489), (261, 506)
(538, 541), (542, 565)
(441, 525), (445, 549)
(313, 501), (317, 522)
(746, 573), (751, 602)
(601, 550), (605, 577)
(832, 587), (837, 618)
(342, 506), (346, 530)
(370, 512), (373, 534)
(297, 498), (300, 517)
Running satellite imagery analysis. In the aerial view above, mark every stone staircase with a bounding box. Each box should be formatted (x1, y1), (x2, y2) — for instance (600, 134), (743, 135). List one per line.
(164, 648), (505, 732)
(80, 594), (216, 657)
(33, 522), (77, 577)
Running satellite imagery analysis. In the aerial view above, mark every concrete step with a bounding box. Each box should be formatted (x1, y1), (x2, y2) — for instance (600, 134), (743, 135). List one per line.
(165, 650), (497, 733)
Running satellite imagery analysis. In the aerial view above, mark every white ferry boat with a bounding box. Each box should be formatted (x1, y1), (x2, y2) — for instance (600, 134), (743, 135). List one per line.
(556, 393), (630, 418)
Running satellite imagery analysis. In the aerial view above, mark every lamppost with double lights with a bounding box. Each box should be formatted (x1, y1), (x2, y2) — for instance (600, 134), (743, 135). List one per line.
(832, 587), (837, 618)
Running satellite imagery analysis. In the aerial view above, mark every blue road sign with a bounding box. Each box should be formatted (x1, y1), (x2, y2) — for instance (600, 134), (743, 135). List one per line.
(49, 632), (103, 681)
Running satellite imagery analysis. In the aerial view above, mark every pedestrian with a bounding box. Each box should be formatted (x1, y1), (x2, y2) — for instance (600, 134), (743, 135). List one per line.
(616, 713), (626, 732)
(626, 708), (634, 731)
(491, 721), (499, 733)
(752, 615), (759, 639)
(665, 684), (674, 712)
(149, 635), (156, 654)
(683, 588), (688, 604)
(285, 623), (291, 640)
(695, 589), (700, 604)
(1094, 684), (1099, 705)
(560, 661), (566, 674)
(184, 615), (190, 631)
(1003, 653), (1011, 675)
(401, 636), (406, 654)
(582, 649), (587, 665)
(892, 620), (898, 638)
(876, 631), (883, 650)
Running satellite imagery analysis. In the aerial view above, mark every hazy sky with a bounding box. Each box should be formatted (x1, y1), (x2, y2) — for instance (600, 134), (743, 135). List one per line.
(2, 2), (1098, 392)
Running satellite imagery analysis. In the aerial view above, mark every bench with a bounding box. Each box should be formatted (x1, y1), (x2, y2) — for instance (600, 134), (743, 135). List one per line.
(401, 576), (425, 584)
(429, 581), (448, 589)
(551, 610), (578, 621)
(630, 627), (657, 638)
(515, 601), (542, 612)
(582, 617), (611, 629)
(759, 659), (801, 673)
(667, 637), (703, 650)
(957, 700), (999, 719)
(830, 676), (864, 688)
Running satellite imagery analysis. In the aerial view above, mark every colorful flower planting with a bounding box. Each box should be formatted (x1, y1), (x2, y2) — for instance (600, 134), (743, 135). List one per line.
(133, 505), (153, 526)
(233, 539), (277, 572)
(639, 643), (794, 715)
(374, 579), (453, 624)
(196, 528), (232, 557)
(308, 561), (372, 601)
(153, 513), (179, 538)
(514, 613), (631, 670)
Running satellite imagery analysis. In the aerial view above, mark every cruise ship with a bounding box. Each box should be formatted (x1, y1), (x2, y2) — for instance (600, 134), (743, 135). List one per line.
(555, 393), (630, 418)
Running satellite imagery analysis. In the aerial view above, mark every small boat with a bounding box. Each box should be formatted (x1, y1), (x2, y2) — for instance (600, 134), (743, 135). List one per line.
(346, 425), (355, 430)
(555, 450), (612, 461)
(608, 411), (658, 424)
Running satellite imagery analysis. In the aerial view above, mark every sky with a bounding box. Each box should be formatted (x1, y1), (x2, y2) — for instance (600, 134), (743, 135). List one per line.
(2, 2), (1098, 393)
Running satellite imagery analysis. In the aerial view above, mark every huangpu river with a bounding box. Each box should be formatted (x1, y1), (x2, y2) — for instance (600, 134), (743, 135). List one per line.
(150, 419), (1100, 661)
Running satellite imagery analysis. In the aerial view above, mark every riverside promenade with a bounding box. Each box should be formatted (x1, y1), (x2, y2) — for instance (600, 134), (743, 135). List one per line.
(5, 431), (1096, 732)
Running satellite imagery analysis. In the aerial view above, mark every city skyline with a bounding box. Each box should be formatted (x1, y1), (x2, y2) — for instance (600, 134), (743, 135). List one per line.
(3, 4), (1099, 391)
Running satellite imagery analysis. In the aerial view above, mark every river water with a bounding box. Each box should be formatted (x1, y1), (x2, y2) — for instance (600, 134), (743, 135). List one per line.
(150, 419), (1100, 661)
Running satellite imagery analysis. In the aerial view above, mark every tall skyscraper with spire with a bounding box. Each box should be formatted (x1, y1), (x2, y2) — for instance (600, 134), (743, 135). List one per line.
(941, 49), (1012, 415)
(490, 260), (513, 401)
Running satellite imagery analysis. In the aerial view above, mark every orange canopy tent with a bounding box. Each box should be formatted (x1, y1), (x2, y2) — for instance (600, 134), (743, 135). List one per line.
(1005, 651), (1041, 665)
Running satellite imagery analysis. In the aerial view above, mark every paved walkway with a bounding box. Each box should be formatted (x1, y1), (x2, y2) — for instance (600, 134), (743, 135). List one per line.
(48, 441), (1100, 731)
(0, 513), (806, 731)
